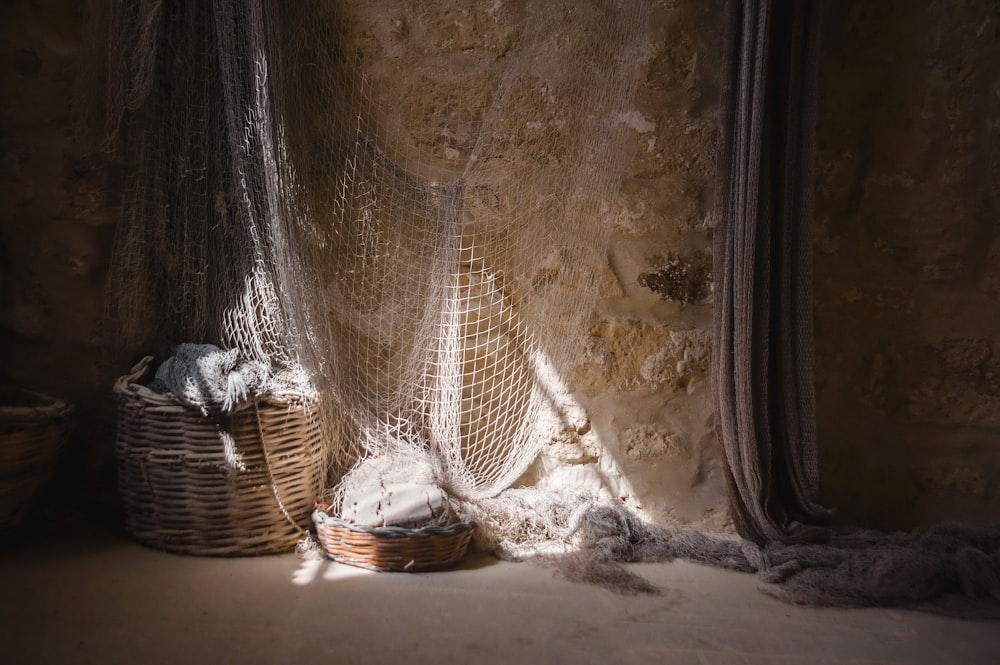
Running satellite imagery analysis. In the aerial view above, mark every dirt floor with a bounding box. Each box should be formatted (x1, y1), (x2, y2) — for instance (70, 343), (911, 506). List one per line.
(2, 512), (999, 665)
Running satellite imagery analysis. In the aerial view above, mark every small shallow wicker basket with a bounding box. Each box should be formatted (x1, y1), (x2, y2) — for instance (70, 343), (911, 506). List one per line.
(313, 506), (475, 572)
(114, 356), (325, 556)
(0, 388), (73, 531)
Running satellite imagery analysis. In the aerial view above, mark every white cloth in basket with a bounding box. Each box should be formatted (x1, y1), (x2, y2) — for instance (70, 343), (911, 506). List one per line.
(152, 343), (269, 414)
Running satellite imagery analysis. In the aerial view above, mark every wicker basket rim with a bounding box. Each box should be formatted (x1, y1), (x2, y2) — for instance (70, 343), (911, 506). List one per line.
(0, 386), (73, 421)
(312, 507), (475, 538)
(114, 355), (317, 413)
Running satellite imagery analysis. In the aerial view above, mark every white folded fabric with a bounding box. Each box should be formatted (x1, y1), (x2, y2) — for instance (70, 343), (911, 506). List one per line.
(341, 482), (448, 528)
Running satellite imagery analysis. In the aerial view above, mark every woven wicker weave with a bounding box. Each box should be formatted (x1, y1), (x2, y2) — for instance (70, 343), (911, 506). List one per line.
(114, 356), (325, 556)
(0, 388), (73, 531)
(313, 506), (475, 572)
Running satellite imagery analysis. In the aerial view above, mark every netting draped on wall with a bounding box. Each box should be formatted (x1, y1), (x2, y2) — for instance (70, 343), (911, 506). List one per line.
(93, 0), (1000, 609)
(713, 0), (830, 544)
(102, 0), (649, 511)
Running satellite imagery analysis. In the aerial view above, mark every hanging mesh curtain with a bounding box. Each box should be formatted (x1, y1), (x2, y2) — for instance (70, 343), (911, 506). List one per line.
(101, 0), (648, 503)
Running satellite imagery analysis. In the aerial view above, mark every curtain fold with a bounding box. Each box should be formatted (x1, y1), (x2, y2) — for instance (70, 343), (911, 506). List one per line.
(713, 0), (831, 544)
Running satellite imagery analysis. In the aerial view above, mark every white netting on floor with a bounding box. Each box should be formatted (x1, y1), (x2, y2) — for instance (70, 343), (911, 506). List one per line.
(102, 0), (648, 533)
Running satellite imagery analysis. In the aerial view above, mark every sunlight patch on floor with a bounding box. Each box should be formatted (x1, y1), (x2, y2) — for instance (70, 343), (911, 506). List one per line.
(291, 557), (376, 585)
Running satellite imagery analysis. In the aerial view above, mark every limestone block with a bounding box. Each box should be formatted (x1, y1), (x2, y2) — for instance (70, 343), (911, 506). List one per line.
(536, 462), (607, 497)
(637, 250), (712, 305)
(617, 176), (706, 235)
(620, 424), (686, 462)
(640, 328), (711, 392)
(545, 420), (600, 465)
(575, 322), (714, 394)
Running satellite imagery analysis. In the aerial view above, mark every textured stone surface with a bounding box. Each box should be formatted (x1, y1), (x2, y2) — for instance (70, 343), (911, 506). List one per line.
(0, 0), (730, 529)
(577, 0), (726, 526)
(0, 1), (119, 483)
(813, 0), (1000, 529)
(332, 0), (728, 526)
(5, 0), (996, 533)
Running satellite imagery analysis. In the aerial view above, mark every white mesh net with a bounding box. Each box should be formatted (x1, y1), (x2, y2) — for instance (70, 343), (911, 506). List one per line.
(104, 0), (649, 534)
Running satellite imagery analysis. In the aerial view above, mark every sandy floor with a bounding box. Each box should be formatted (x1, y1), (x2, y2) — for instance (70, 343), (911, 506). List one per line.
(2, 516), (999, 665)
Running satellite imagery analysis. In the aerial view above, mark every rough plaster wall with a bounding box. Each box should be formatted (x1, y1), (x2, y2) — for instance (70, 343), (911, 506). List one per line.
(0, 1), (727, 527)
(0, 0), (120, 487)
(814, 1), (1000, 529)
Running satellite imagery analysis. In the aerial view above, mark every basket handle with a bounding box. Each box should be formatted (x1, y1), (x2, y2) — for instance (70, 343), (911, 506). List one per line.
(113, 355), (155, 396)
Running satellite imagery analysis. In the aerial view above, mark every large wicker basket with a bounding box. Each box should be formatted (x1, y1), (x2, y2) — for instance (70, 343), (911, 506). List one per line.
(0, 387), (73, 532)
(114, 356), (325, 556)
(313, 505), (475, 572)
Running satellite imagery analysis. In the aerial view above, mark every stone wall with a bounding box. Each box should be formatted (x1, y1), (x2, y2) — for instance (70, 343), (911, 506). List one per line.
(0, 0), (729, 528)
(569, 0), (727, 527)
(4, 0), (996, 532)
(0, 0), (120, 488)
(813, 0), (1000, 529)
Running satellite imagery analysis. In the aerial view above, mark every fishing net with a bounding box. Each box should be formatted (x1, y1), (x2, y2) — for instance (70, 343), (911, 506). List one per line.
(100, 0), (650, 520)
(92, 0), (1000, 612)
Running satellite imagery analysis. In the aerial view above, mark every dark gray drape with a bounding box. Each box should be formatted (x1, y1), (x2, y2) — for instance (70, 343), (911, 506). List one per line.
(714, 0), (831, 544)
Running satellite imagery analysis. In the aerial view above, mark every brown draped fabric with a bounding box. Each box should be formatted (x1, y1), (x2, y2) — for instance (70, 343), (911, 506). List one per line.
(713, 0), (832, 544)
